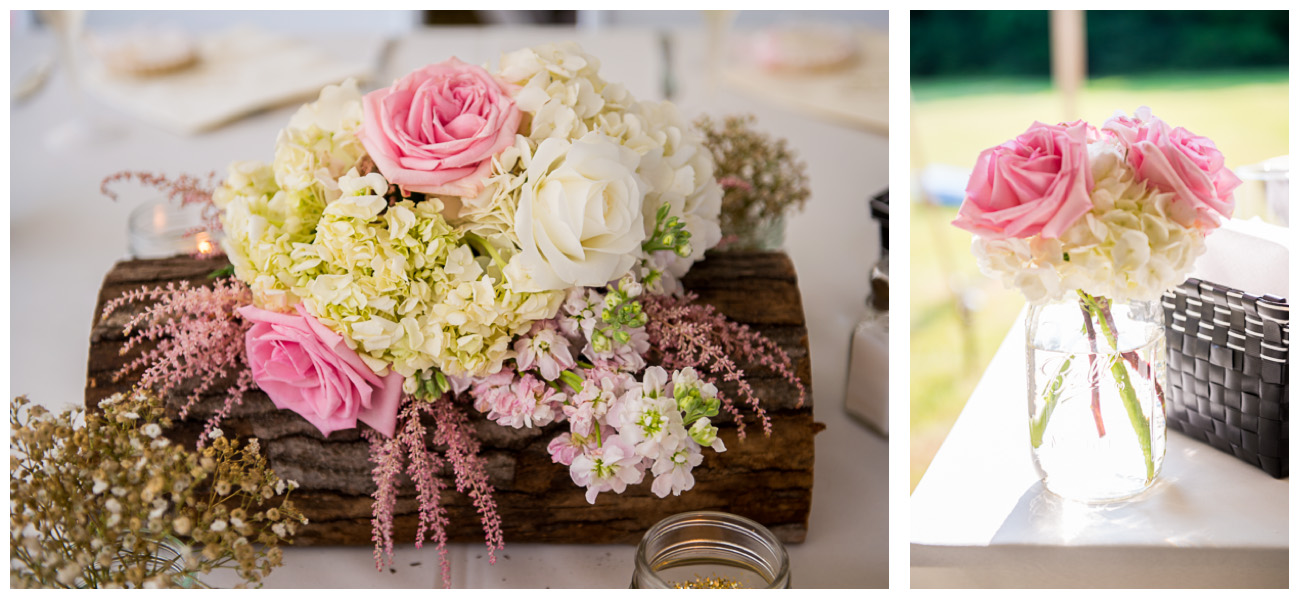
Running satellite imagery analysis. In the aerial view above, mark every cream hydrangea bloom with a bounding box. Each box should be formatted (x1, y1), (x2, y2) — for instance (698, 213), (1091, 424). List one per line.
(217, 81), (369, 312)
(272, 79), (367, 204)
(973, 138), (1207, 304)
(215, 161), (322, 312)
(295, 171), (562, 378)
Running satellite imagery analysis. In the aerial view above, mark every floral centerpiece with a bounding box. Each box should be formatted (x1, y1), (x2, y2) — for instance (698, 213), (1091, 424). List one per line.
(954, 107), (1240, 501)
(101, 42), (805, 585)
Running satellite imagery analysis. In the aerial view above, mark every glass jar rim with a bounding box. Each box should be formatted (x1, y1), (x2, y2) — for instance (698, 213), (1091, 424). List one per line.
(632, 511), (790, 589)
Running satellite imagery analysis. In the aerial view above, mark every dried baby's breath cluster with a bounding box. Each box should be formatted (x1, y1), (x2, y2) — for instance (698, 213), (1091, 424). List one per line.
(10, 392), (305, 589)
(695, 114), (810, 248)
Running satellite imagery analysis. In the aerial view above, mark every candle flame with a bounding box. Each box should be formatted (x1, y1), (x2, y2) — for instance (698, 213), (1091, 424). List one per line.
(196, 233), (214, 255)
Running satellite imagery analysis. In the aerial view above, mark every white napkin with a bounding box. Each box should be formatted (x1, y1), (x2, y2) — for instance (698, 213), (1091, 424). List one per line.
(85, 26), (383, 134)
(1190, 217), (1289, 300)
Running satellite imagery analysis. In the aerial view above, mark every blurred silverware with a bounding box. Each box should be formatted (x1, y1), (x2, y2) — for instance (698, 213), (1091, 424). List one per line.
(12, 54), (54, 103)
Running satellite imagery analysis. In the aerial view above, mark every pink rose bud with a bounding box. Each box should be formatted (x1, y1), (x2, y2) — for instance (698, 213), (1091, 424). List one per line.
(953, 120), (1096, 240)
(359, 57), (522, 198)
(239, 304), (403, 437)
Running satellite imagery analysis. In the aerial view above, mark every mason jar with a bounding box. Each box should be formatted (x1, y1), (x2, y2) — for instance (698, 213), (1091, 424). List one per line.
(631, 511), (791, 589)
(1026, 294), (1167, 502)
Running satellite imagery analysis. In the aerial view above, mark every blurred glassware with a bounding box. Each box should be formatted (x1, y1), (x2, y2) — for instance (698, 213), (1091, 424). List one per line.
(39, 10), (122, 150)
(630, 511), (790, 589)
(1235, 156), (1289, 226)
(728, 213), (786, 251)
(128, 199), (222, 259)
(701, 10), (738, 98)
(846, 191), (889, 434)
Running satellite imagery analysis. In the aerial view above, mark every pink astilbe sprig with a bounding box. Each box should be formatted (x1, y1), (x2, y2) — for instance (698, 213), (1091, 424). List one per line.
(428, 395), (505, 566)
(101, 170), (224, 237)
(101, 170), (218, 208)
(365, 395), (504, 588)
(642, 292), (806, 439)
(363, 427), (404, 571)
(399, 403), (453, 586)
(101, 278), (255, 444)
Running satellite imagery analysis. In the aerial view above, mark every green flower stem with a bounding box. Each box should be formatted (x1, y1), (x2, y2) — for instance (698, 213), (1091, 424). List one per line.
(1078, 291), (1155, 482)
(1030, 355), (1071, 448)
(462, 232), (508, 273)
(559, 370), (585, 395)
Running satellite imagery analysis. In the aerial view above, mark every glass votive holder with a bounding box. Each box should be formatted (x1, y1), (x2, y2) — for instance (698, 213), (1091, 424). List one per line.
(128, 198), (221, 259)
(631, 511), (791, 589)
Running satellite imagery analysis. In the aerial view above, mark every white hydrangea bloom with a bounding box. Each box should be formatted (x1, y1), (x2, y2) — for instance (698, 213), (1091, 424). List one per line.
(497, 42), (633, 142)
(614, 100), (723, 273)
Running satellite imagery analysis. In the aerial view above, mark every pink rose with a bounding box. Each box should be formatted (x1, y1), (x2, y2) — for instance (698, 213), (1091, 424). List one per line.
(1103, 108), (1241, 230)
(953, 120), (1095, 240)
(359, 58), (521, 198)
(239, 304), (404, 437)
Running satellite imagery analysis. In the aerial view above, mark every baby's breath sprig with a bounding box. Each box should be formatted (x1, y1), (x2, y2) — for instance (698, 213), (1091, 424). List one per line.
(10, 392), (304, 589)
(695, 114), (810, 249)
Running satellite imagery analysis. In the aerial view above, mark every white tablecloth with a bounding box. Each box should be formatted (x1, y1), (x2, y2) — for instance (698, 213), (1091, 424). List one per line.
(9, 24), (887, 588)
(910, 310), (1289, 588)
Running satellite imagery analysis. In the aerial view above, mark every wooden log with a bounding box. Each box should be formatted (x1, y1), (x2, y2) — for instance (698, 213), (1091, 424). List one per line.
(85, 251), (817, 545)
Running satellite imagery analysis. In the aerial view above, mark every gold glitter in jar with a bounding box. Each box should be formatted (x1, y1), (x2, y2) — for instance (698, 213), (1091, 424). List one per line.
(672, 574), (747, 589)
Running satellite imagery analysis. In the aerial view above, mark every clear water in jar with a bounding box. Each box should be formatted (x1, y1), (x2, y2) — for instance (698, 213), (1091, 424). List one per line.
(1027, 303), (1167, 502)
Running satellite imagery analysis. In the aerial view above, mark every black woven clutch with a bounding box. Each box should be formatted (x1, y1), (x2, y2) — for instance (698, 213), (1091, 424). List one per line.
(1162, 278), (1289, 478)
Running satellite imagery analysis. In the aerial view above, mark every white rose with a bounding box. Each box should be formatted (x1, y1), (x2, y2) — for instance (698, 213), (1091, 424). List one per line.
(509, 132), (647, 292)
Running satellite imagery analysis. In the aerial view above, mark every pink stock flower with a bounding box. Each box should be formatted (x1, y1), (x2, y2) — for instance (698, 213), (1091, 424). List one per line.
(1103, 107), (1241, 230)
(953, 120), (1096, 240)
(564, 367), (632, 437)
(239, 304), (404, 437)
(651, 441), (704, 498)
(359, 58), (521, 197)
(514, 320), (576, 381)
(547, 432), (592, 467)
(569, 433), (645, 504)
(469, 368), (562, 429)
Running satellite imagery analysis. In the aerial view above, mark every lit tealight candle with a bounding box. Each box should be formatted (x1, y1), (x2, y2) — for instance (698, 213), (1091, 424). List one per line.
(195, 232), (214, 256)
(128, 199), (223, 259)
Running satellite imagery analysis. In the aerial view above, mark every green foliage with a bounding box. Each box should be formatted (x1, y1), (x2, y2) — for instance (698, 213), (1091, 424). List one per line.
(911, 10), (1288, 80)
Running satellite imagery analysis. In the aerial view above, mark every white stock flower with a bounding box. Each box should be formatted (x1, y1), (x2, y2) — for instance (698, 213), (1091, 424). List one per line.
(509, 132), (647, 292)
